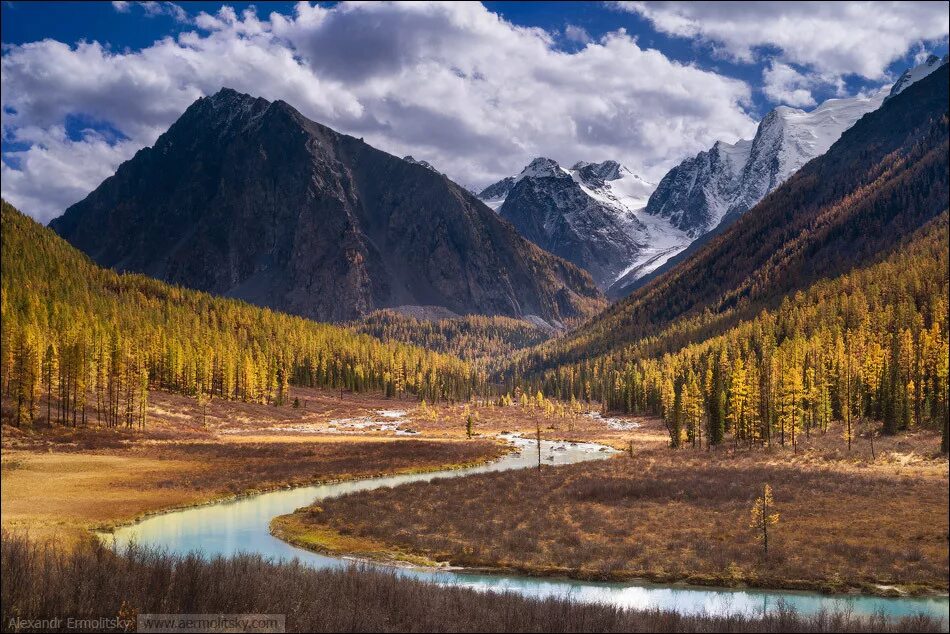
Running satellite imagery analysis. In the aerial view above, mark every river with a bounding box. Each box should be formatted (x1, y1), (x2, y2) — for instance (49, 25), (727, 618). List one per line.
(103, 435), (949, 623)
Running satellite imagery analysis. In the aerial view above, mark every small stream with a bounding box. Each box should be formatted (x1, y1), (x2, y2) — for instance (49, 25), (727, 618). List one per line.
(103, 435), (949, 623)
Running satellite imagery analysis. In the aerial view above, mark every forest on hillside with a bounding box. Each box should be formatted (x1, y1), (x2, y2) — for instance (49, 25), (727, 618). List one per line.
(0, 202), (479, 429)
(518, 214), (949, 452)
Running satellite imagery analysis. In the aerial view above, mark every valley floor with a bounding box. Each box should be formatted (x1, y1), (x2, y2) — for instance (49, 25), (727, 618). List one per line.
(277, 415), (950, 597)
(2, 386), (948, 627)
(0, 387), (508, 546)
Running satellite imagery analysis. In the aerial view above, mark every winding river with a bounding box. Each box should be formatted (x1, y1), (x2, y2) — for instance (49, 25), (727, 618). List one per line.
(103, 435), (949, 623)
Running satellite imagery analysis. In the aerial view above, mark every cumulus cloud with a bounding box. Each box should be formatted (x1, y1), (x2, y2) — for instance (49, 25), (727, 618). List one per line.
(3, 1), (759, 222)
(617, 1), (949, 80)
(1, 126), (140, 221)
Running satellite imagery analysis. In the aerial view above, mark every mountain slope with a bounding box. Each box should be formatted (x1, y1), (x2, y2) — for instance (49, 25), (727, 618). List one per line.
(508, 61), (949, 376)
(534, 210), (949, 451)
(485, 158), (644, 287)
(50, 89), (603, 324)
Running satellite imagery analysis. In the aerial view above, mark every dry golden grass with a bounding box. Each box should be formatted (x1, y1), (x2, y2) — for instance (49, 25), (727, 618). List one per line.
(1, 387), (507, 546)
(283, 417), (949, 596)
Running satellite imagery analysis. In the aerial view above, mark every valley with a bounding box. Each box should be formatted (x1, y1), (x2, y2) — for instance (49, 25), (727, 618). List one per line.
(1, 6), (948, 632)
(280, 415), (948, 597)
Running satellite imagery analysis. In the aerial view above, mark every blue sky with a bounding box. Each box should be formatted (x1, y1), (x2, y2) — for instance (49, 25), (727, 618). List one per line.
(2, 1), (948, 221)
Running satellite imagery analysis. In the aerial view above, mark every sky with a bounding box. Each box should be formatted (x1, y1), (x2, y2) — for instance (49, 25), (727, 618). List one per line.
(2, 1), (948, 223)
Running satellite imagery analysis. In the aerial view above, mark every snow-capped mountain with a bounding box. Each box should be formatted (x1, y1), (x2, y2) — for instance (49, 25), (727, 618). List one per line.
(645, 90), (887, 239)
(477, 177), (515, 210)
(478, 56), (946, 297)
(478, 158), (680, 288)
(645, 55), (949, 243)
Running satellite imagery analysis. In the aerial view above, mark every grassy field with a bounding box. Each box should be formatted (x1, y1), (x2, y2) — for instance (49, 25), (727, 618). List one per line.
(2, 384), (644, 547)
(3, 533), (945, 633)
(279, 416), (949, 596)
(1, 387), (507, 545)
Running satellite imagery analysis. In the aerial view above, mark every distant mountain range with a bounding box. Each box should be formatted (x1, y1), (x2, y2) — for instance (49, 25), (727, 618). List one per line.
(50, 89), (604, 324)
(45, 56), (948, 327)
(509, 59), (949, 377)
(480, 55), (949, 298)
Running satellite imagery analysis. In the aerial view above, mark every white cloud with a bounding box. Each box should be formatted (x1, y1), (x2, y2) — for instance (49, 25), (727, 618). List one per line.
(762, 62), (819, 107)
(112, 1), (191, 23)
(3, 1), (758, 222)
(617, 1), (949, 80)
(565, 24), (592, 44)
(1, 126), (139, 221)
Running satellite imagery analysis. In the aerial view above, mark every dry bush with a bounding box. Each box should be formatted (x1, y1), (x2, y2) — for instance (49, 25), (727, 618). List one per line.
(2, 534), (943, 633)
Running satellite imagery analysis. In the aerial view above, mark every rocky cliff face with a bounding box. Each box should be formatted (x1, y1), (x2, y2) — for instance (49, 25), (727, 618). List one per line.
(490, 158), (649, 288)
(50, 89), (603, 323)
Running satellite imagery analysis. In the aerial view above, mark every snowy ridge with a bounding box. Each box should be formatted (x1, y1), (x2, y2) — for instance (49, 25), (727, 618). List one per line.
(888, 54), (948, 98)
(645, 88), (886, 241)
(477, 157), (688, 288)
(476, 58), (943, 296)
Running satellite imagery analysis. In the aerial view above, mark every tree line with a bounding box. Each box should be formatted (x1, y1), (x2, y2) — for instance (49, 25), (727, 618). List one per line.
(514, 215), (950, 452)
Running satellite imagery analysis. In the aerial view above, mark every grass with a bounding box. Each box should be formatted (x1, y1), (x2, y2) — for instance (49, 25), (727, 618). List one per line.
(279, 417), (949, 596)
(1, 387), (507, 545)
(2, 533), (945, 633)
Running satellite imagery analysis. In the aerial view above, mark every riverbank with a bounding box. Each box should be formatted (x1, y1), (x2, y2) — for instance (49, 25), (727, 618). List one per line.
(277, 417), (949, 598)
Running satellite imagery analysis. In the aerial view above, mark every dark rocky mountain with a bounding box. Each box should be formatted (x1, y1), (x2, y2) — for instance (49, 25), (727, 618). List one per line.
(476, 176), (516, 210)
(477, 158), (661, 289)
(50, 89), (604, 324)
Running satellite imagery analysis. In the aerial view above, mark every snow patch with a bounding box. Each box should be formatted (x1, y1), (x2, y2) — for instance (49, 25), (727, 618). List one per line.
(585, 411), (641, 431)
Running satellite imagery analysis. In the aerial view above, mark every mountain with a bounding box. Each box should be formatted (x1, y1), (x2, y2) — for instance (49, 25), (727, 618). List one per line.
(477, 177), (516, 210)
(609, 55), (948, 298)
(643, 92), (887, 237)
(508, 60), (949, 377)
(477, 158), (676, 288)
(1, 199), (477, 414)
(49, 89), (604, 324)
(887, 53), (949, 99)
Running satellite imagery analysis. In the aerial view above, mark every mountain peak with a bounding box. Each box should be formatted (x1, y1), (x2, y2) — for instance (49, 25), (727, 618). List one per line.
(517, 157), (567, 180)
(571, 159), (626, 183)
(888, 53), (949, 98)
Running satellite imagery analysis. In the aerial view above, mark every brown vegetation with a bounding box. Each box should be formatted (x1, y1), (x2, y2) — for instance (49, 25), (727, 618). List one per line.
(2, 534), (945, 633)
(284, 418), (949, 595)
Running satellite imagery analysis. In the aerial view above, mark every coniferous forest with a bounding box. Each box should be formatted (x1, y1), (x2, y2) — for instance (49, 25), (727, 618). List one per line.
(0, 201), (478, 429)
(518, 215), (949, 452)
